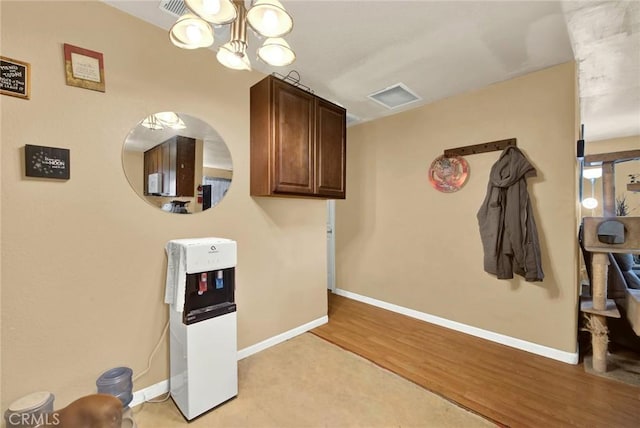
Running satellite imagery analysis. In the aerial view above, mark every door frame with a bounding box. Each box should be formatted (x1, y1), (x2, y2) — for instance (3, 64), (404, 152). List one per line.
(327, 200), (336, 291)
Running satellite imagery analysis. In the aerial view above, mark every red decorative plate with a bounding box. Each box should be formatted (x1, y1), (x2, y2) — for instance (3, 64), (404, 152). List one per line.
(428, 155), (469, 193)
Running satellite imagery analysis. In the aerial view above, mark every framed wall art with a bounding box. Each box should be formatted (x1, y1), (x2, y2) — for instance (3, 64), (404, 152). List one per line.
(63, 43), (105, 92)
(0, 56), (30, 99)
(25, 144), (70, 180)
(428, 155), (469, 193)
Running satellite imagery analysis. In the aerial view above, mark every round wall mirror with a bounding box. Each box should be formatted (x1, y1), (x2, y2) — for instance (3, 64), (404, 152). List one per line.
(122, 112), (233, 214)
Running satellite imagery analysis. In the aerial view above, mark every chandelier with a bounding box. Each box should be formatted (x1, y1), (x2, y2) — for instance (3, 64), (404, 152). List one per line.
(142, 112), (187, 130)
(169, 0), (295, 71)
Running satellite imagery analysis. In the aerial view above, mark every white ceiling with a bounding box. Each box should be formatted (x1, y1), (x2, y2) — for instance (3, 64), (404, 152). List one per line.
(563, 1), (639, 142)
(105, 0), (640, 144)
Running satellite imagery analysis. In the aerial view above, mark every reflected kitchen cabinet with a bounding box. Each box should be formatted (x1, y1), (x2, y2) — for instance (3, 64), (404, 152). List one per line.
(144, 136), (195, 197)
(250, 75), (346, 199)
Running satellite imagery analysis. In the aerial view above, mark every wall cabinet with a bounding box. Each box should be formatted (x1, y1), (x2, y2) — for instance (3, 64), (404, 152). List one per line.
(144, 136), (195, 197)
(250, 75), (346, 199)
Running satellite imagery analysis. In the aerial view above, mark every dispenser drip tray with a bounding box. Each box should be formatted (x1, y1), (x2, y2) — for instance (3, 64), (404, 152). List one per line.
(185, 302), (236, 324)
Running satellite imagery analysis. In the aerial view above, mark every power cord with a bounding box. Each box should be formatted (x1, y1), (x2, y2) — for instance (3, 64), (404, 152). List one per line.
(132, 319), (169, 382)
(146, 391), (171, 403)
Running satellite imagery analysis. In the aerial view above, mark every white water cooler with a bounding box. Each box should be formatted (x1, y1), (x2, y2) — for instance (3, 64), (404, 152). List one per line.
(165, 238), (238, 420)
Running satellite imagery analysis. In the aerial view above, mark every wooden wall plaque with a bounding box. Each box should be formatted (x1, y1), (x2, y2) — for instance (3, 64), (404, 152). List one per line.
(0, 56), (30, 99)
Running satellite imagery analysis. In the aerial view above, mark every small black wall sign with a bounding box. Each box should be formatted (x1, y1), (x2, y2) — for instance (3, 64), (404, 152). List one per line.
(25, 145), (70, 180)
(1, 56), (30, 99)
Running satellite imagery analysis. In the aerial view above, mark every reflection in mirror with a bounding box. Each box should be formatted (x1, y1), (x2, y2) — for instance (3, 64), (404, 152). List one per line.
(122, 112), (232, 214)
(581, 167), (602, 211)
(580, 159), (640, 217)
(617, 159), (640, 216)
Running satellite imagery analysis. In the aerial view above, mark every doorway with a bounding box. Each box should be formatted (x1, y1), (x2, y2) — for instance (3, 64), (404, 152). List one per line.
(327, 200), (336, 291)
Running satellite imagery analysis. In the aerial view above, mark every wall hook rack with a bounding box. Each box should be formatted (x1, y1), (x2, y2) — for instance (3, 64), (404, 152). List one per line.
(444, 138), (517, 157)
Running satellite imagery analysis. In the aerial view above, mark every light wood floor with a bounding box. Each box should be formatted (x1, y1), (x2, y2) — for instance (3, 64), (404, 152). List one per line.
(312, 292), (640, 428)
(133, 334), (491, 427)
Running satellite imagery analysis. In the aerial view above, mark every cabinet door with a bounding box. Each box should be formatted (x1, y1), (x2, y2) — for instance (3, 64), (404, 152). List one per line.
(316, 99), (346, 198)
(272, 79), (315, 195)
(143, 150), (153, 195)
(162, 139), (176, 196)
(176, 137), (195, 197)
(143, 145), (162, 195)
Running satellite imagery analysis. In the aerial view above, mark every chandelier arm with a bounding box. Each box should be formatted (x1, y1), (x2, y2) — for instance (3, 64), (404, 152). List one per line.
(230, 0), (248, 46)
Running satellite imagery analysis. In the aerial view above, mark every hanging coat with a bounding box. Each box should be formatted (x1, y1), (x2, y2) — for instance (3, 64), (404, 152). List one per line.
(476, 146), (544, 281)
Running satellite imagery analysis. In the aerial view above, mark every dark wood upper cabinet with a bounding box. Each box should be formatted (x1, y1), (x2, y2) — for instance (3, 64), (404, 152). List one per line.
(143, 136), (195, 197)
(250, 75), (346, 199)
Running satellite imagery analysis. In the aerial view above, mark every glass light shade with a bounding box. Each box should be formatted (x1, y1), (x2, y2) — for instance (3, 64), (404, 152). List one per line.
(169, 31), (199, 50)
(169, 120), (187, 130)
(169, 14), (214, 49)
(185, 0), (237, 25)
(217, 43), (252, 71)
(246, 0), (293, 38)
(582, 197), (598, 209)
(257, 38), (295, 66)
(583, 167), (603, 180)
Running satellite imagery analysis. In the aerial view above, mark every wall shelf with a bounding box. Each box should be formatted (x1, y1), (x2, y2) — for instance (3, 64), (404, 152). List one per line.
(584, 149), (640, 165)
(627, 183), (640, 192)
(580, 298), (621, 318)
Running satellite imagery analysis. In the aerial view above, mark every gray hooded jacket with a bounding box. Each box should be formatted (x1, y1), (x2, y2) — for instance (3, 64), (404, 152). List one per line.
(476, 146), (544, 281)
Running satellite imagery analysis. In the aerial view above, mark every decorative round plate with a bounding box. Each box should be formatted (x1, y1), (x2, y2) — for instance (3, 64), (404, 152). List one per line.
(428, 155), (469, 193)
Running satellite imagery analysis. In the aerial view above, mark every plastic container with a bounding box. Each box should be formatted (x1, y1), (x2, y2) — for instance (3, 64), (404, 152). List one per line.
(96, 367), (133, 408)
(4, 391), (55, 428)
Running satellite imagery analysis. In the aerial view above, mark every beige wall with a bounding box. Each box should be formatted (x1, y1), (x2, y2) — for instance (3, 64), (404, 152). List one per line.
(204, 167), (233, 180)
(337, 63), (579, 353)
(587, 135), (640, 154)
(1, 1), (327, 409)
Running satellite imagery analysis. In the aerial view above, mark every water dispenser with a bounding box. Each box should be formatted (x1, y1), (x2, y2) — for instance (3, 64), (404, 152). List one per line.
(165, 237), (237, 420)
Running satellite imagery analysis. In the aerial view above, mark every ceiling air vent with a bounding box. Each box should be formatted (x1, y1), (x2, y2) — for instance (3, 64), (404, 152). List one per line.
(367, 83), (422, 110)
(159, 0), (187, 18)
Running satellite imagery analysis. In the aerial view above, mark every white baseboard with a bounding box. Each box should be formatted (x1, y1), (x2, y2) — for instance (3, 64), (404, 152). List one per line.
(130, 379), (169, 407)
(237, 315), (328, 360)
(130, 315), (328, 407)
(334, 288), (579, 365)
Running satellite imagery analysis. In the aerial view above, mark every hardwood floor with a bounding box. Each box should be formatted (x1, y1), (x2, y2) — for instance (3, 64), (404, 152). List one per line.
(311, 292), (640, 427)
